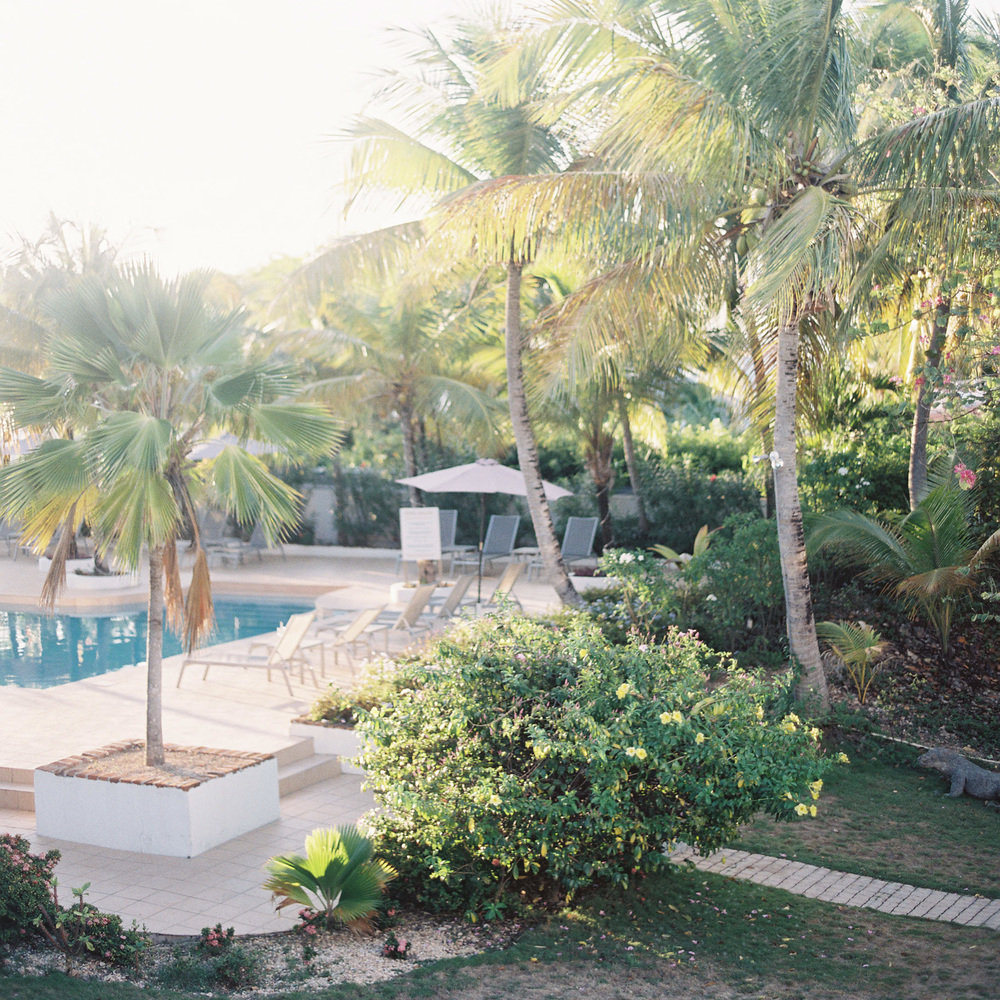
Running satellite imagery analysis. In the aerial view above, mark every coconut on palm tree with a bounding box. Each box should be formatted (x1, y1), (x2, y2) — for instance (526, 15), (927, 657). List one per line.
(0, 264), (341, 766)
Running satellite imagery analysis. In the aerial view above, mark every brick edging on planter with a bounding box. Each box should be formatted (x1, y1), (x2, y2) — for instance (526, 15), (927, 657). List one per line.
(36, 740), (274, 791)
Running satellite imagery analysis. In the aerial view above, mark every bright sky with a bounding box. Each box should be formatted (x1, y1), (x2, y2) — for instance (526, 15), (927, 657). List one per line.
(0, 0), (512, 277)
(3, 0), (1000, 279)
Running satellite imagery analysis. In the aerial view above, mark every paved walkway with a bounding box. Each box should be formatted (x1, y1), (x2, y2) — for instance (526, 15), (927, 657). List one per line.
(671, 845), (1000, 930)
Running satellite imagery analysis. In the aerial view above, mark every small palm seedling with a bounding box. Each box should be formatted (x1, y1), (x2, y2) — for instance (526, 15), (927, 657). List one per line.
(263, 826), (395, 931)
(815, 621), (887, 705)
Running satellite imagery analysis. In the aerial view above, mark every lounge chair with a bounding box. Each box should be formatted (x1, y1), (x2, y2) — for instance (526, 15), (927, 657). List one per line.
(374, 583), (438, 651)
(452, 515), (521, 575)
(177, 611), (319, 695)
(419, 574), (476, 629)
(311, 605), (387, 677)
(477, 561), (526, 611)
(527, 516), (599, 579)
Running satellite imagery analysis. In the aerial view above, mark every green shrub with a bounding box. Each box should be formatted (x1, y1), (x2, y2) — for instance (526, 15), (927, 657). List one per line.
(156, 943), (262, 991)
(360, 615), (833, 916)
(619, 464), (760, 551)
(35, 881), (148, 971)
(0, 834), (60, 945)
(683, 513), (786, 656)
(660, 420), (748, 474)
(306, 658), (424, 726)
(798, 424), (911, 517)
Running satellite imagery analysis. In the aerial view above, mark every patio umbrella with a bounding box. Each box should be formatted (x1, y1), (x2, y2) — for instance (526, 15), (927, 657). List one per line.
(396, 459), (573, 599)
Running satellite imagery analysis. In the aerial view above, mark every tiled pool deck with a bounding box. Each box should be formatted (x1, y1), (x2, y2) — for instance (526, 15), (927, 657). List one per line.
(0, 546), (564, 934)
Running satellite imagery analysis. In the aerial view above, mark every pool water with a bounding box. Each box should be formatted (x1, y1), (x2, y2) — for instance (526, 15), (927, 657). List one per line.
(0, 598), (313, 688)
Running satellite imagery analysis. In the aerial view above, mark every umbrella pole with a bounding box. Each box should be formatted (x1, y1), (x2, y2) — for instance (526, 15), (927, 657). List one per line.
(477, 494), (487, 603)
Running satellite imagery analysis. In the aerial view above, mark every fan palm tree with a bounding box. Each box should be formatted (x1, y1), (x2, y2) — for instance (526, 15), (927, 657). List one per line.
(340, 11), (585, 606)
(450, 0), (1000, 708)
(0, 264), (341, 766)
(263, 825), (396, 928)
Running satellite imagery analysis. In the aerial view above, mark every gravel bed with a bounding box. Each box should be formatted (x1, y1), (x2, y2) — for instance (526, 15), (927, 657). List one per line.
(2, 912), (523, 996)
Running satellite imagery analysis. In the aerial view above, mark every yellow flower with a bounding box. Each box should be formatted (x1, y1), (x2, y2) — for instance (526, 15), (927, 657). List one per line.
(635, 747), (648, 760)
(787, 713), (801, 725)
(616, 683), (631, 700)
(809, 779), (823, 800)
(809, 805), (817, 817)
(784, 791), (794, 800)
(625, 747), (636, 757)
(809, 727), (821, 740)
(794, 803), (808, 816)
(836, 752), (850, 764)
(660, 710), (683, 724)
(695, 732), (706, 744)
(755, 705), (764, 721)
(488, 793), (502, 807)
(660, 712), (671, 724)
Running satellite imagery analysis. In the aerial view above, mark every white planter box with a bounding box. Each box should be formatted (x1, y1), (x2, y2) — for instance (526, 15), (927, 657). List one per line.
(290, 721), (366, 775)
(34, 743), (279, 857)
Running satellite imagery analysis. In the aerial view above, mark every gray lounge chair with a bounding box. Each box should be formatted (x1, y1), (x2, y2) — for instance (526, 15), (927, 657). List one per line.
(527, 516), (599, 579)
(452, 515), (521, 575)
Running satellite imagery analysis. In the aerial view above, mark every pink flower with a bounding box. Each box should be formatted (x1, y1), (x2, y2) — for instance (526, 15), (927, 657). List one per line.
(955, 463), (977, 490)
(914, 376), (926, 387)
(991, 345), (1000, 355)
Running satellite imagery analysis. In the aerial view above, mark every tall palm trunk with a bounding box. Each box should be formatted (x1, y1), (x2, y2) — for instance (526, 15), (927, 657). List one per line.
(146, 544), (166, 767)
(774, 321), (828, 711)
(399, 404), (422, 508)
(908, 297), (948, 508)
(585, 435), (615, 552)
(506, 259), (581, 606)
(619, 398), (650, 536)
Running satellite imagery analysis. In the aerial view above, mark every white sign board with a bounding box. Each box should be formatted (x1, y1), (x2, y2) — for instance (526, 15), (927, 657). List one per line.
(399, 506), (442, 562)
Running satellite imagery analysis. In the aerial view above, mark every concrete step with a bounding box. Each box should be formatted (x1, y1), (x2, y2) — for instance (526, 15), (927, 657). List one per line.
(277, 753), (340, 797)
(273, 738), (315, 768)
(0, 767), (34, 811)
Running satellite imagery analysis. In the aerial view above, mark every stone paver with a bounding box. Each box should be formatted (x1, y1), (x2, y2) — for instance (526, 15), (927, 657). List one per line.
(672, 845), (999, 931)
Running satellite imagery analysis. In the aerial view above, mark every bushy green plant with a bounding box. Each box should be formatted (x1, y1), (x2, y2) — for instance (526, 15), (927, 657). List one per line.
(660, 420), (748, 474)
(34, 880), (148, 972)
(683, 513), (786, 656)
(0, 833), (59, 945)
(596, 548), (679, 636)
(815, 621), (887, 705)
(616, 464), (759, 551)
(263, 826), (396, 928)
(307, 658), (424, 726)
(798, 425), (911, 517)
(156, 943), (262, 991)
(361, 614), (834, 916)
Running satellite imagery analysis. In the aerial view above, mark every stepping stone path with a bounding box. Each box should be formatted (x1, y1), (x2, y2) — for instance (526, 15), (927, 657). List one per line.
(669, 845), (1000, 929)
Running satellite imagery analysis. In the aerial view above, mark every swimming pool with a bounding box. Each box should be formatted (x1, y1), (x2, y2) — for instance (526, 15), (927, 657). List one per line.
(0, 598), (313, 688)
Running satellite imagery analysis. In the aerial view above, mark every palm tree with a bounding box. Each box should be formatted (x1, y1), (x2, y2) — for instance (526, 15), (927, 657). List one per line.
(279, 268), (506, 508)
(454, 0), (1000, 708)
(340, 11), (585, 606)
(0, 264), (341, 766)
(808, 475), (1000, 654)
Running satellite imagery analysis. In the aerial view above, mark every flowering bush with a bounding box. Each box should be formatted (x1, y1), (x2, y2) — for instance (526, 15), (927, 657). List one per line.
(0, 833), (60, 945)
(196, 922), (235, 954)
(382, 930), (411, 959)
(35, 880), (148, 971)
(361, 614), (833, 915)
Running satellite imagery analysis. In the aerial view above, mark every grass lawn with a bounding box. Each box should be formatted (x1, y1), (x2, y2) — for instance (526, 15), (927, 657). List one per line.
(4, 863), (999, 1000)
(732, 736), (1000, 897)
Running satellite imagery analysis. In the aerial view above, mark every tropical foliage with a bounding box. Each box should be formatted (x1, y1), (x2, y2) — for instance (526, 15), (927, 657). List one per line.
(0, 264), (341, 764)
(263, 826), (396, 928)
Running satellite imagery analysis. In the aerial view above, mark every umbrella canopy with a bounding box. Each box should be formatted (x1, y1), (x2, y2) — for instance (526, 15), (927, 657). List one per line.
(397, 459), (572, 601)
(397, 458), (572, 500)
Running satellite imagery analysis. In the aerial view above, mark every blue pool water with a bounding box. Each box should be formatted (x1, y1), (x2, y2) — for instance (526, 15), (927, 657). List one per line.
(0, 598), (313, 688)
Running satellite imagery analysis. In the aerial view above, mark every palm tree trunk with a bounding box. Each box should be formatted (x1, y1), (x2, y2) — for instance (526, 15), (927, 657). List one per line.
(908, 297), (948, 508)
(774, 321), (828, 711)
(146, 544), (166, 767)
(586, 437), (615, 553)
(505, 258), (582, 607)
(619, 398), (650, 536)
(399, 406), (422, 508)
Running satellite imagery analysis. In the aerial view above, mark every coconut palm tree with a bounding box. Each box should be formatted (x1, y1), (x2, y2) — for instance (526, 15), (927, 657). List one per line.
(340, 11), (585, 606)
(0, 264), (341, 766)
(453, 0), (1000, 708)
